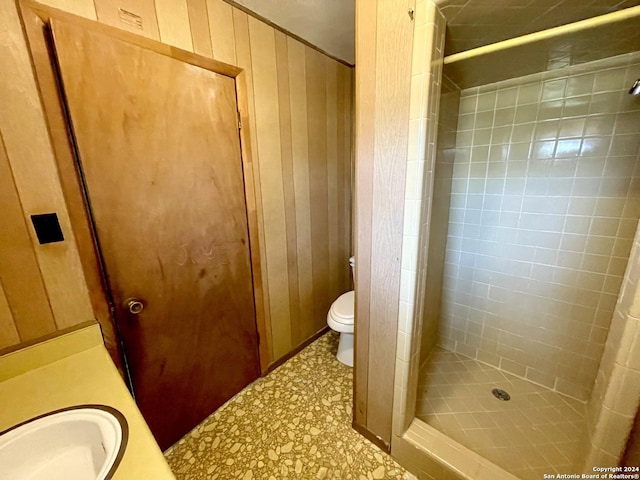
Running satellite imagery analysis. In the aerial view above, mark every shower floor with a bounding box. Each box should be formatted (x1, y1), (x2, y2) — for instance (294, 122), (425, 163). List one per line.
(416, 347), (587, 480)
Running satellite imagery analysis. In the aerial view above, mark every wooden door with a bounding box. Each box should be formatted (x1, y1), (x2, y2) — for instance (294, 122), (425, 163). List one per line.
(50, 19), (260, 450)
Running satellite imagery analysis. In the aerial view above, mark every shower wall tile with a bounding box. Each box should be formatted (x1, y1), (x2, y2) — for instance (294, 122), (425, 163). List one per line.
(585, 223), (640, 467)
(440, 51), (640, 401)
(393, 0), (446, 438)
(420, 80), (461, 365)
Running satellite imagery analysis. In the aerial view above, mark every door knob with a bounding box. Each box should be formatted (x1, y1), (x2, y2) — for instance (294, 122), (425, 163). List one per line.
(124, 298), (144, 315)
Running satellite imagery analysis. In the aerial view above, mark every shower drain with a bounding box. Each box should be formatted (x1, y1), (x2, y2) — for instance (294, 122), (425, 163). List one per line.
(491, 388), (511, 401)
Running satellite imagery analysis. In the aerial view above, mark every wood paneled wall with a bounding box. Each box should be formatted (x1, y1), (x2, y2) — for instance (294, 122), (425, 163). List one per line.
(0, 1), (95, 350)
(1, 0), (353, 367)
(0, 131), (53, 347)
(353, 0), (414, 447)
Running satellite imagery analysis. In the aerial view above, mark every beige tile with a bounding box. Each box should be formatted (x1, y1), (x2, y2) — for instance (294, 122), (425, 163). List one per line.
(412, 24), (427, 76)
(583, 446), (618, 472)
(603, 363), (640, 415)
(416, 347), (587, 478)
(392, 436), (430, 477)
(438, 52), (640, 404)
(414, 0), (426, 27)
(626, 321), (640, 370)
(410, 74), (426, 121)
(590, 405), (634, 458)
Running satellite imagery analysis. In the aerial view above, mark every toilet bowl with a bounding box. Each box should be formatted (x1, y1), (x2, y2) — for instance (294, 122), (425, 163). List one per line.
(327, 291), (354, 366)
(327, 257), (355, 367)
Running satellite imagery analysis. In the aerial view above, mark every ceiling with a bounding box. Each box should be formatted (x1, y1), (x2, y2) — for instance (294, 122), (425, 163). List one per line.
(434, 0), (640, 56)
(232, 0), (355, 65)
(232, 0), (640, 78)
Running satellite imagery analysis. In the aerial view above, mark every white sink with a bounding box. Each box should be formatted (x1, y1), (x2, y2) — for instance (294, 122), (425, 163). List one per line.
(0, 405), (127, 480)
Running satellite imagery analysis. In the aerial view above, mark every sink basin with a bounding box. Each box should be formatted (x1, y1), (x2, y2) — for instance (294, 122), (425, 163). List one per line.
(0, 405), (128, 480)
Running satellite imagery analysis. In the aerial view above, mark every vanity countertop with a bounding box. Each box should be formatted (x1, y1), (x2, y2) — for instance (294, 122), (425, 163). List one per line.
(0, 322), (175, 479)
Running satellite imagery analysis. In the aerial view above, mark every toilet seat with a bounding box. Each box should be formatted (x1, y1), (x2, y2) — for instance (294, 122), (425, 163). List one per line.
(328, 291), (354, 330)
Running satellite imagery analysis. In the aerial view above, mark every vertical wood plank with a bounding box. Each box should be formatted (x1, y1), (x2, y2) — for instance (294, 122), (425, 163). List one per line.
(305, 47), (329, 339)
(275, 31), (301, 347)
(367, 0), (413, 441)
(0, 279), (19, 349)
(346, 66), (355, 280)
(0, 0), (94, 331)
(206, 0), (236, 65)
(347, 68), (354, 263)
(93, 0), (160, 39)
(187, 0), (213, 57)
(336, 64), (352, 293)
(235, 69), (271, 373)
(248, 16), (292, 360)
(0, 130), (56, 341)
(354, 0), (377, 429)
(287, 37), (315, 346)
(35, 0), (96, 19)
(354, 0), (414, 444)
(326, 58), (340, 301)
(155, 0), (193, 51)
(336, 65), (347, 293)
(233, 8), (273, 364)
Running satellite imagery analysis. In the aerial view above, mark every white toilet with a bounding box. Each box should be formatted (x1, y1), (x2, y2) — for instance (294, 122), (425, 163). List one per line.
(327, 257), (355, 367)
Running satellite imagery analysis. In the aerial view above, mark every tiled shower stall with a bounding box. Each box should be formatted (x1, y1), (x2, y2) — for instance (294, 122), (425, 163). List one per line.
(432, 53), (640, 401)
(391, 1), (640, 479)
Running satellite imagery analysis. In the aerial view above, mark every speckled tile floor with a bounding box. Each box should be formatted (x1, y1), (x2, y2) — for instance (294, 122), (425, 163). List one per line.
(165, 332), (406, 479)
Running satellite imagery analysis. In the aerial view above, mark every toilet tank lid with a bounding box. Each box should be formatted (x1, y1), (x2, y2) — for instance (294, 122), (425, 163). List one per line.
(331, 291), (354, 321)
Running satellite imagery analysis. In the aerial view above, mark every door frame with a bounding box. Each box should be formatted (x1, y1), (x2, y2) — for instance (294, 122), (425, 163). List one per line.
(18, 0), (272, 374)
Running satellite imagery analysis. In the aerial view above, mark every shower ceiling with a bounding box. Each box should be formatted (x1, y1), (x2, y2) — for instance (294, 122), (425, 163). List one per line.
(434, 0), (640, 56)
(444, 11), (640, 89)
